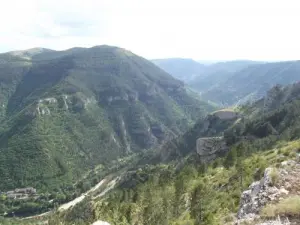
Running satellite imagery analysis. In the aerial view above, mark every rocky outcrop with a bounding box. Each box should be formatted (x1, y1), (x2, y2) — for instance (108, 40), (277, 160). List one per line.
(71, 94), (97, 111)
(107, 95), (129, 103)
(92, 221), (110, 225)
(213, 110), (238, 120)
(257, 218), (291, 225)
(237, 167), (289, 222)
(120, 118), (131, 152)
(237, 160), (300, 224)
(151, 124), (166, 140)
(33, 94), (97, 116)
(256, 218), (291, 225)
(196, 136), (228, 162)
(62, 95), (69, 110)
(36, 97), (57, 115)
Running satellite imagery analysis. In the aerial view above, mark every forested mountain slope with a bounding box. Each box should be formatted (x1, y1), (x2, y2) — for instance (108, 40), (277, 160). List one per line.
(0, 46), (215, 192)
(2, 48), (300, 225)
(43, 82), (300, 225)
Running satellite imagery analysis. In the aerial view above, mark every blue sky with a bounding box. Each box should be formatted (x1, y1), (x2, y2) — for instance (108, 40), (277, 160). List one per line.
(1, 0), (300, 60)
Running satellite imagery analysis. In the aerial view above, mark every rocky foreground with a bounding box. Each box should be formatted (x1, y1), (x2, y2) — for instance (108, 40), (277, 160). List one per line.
(236, 159), (300, 225)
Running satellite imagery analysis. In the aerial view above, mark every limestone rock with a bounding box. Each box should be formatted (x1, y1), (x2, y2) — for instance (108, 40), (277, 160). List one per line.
(196, 136), (228, 162)
(92, 220), (110, 225)
(237, 167), (290, 224)
(238, 168), (281, 219)
(213, 110), (238, 120)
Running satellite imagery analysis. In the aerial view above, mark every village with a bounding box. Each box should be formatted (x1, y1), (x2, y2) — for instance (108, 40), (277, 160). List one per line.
(1, 187), (38, 200)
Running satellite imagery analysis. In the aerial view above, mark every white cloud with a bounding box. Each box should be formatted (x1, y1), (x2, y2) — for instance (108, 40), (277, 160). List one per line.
(0, 0), (300, 60)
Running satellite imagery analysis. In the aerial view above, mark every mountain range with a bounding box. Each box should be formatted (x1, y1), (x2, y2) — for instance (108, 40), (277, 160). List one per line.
(0, 46), (215, 192)
(153, 58), (300, 106)
(45, 78), (300, 225)
(1, 46), (300, 225)
(202, 60), (300, 105)
(152, 58), (207, 82)
(152, 58), (261, 88)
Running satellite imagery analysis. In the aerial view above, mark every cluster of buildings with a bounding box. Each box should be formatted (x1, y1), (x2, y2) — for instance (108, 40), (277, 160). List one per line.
(2, 187), (37, 200)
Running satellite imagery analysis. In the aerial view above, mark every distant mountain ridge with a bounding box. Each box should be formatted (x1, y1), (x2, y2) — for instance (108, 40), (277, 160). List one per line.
(153, 58), (300, 106)
(152, 58), (207, 82)
(152, 58), (262, 84)
(202, 60), (300, 105)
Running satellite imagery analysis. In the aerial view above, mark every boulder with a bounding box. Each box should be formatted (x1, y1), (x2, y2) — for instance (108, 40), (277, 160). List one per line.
(196, 136), (228, 162)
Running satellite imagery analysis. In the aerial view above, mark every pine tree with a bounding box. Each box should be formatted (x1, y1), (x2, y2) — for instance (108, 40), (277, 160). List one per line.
(174, 178), (185, 216)
(191, 181), (205, 224)
(224, 148), (237, 168)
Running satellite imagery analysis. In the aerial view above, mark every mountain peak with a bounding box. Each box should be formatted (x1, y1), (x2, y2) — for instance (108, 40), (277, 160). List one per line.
(7, 47), (54, 58)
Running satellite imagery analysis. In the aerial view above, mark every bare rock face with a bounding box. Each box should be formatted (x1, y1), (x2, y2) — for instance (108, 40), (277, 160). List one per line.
(256, 218), (291, 225)
(213, 110), (238, 120)
(237, 163), (300, 225)
(238, 168), (274, 221)
(237, 168), (288, 221)
(92, 220), (110, 225)
(35, 97), (58, 116)
(196, 136), (228, 162)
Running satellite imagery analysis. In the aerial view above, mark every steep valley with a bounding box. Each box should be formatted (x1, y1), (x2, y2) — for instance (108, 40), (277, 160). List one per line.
(1, 47), (300, 225)
(40, 81), (300, 225)
(0, 46), (215, 218)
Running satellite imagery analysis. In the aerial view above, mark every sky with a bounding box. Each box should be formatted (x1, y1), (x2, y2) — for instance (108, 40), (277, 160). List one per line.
(1, 0), (300, 60)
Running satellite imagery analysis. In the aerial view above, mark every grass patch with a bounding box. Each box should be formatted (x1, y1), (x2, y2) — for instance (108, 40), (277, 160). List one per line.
(261, 196), (300, 218)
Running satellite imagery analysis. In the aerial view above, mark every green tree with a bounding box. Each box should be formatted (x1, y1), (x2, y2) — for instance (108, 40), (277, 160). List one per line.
(174, 177), (186, 217)
(0, 194), (6, 201)
(212, 158), (222, 168)
(224, 148), (237, 169)
(198, 162), (207, 174)
(0, 203), (6, 214)
(191, 181), (206, 224)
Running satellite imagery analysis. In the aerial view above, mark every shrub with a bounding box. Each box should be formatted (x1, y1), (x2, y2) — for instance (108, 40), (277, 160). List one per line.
(223, 214), (234, 223)
(261, 204), (277, 218)
(277, 149), (282, 154)
(254, 167), (265, 181)
(264, 150), (274, 156)
(269, 168), (279, 186)
(289, 151), (297, 158)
